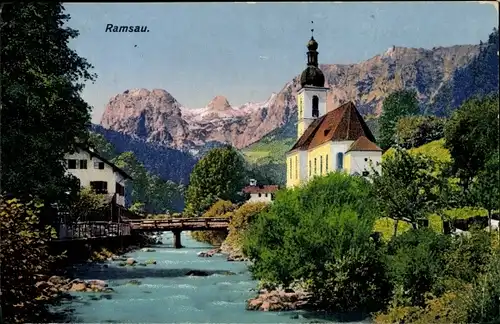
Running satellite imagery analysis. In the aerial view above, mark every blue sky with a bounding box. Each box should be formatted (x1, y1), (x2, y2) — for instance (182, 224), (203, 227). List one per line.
(64, 2), (498, 123)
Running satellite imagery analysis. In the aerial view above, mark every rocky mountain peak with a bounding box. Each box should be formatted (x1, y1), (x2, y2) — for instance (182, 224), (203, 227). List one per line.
(206, 95), (231, 111)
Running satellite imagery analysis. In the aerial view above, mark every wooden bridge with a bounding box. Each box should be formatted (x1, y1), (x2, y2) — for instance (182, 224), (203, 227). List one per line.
(54, 217), (230, 248)
(127, 217), (230, 248)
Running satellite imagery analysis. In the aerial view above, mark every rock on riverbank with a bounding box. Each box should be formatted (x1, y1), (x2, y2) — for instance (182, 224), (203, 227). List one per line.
(246, 288), (310, 311)
(35, 275), (114, 300)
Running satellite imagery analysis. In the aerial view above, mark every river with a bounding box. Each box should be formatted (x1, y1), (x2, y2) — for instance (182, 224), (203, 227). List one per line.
(51, 232), (370, 323)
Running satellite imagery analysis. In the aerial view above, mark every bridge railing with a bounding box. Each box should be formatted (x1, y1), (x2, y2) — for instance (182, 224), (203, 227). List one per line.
(57, 221), (131, 240)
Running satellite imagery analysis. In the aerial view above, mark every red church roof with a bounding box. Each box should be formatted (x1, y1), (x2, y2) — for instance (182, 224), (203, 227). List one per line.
(242, 185), (279, 194)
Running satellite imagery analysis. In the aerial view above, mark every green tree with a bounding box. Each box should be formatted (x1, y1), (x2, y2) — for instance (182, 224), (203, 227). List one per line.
(112, 151), (150, 205)
(394, 115), (447, 149)
(88, 132), (118, 160)
(68, 188), (109, 223)
(244, 172), (391, 313)
(1, 3), (96, 209)
(371, 149), (441, 233)
(0, 196), (63, 323)
(185, 146), (246, 215)
(444, 95), (499, 192)
(379, 89), (420, 150)
(470, 150), (500, 232)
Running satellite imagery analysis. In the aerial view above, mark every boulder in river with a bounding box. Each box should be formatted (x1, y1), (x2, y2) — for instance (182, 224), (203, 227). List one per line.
(127, 280), (142, 286)
(126, 258), (137, 265)
(145, 259), (157, 265)
(141, 248), (156, 252)
(185, 270), (210, 277)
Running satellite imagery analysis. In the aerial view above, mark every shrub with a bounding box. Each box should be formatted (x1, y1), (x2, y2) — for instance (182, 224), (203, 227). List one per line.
(465, 244), (500, 324)
(0, 196), (63, 323)
(225, 202), (268, 253)
(386, 228), (451, 307)
(244, 172), (391, 313)
(190, 200), (236, 245)
(69, 187), (109, 222)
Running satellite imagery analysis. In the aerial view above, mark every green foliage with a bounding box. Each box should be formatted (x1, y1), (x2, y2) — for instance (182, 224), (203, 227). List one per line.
(129, 202), (146, 216)
(68, 188), (109, 222)
(379, 89), (420, 150)
(470, 150), (500, 229)
(372, 148), (444, 229)
(1, 3), (95, 207)
(185, 146), (246, 215)
(112, 151), (184, 213)
(444, 95), (499, 191)
(88, 132), (118, 160)
(466, 245), (500, 324)
(441, 230), (493, 287)
(394, 115), (446, 149)
(190, 200), (236, 245)
(386, 228), (451, 307)
(244, 172), (390, 313)
(225, 202), (269, 252)
(0, 196), (64, 323)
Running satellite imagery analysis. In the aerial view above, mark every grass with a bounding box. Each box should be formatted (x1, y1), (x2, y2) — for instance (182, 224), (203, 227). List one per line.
(242, 138), (295, 165)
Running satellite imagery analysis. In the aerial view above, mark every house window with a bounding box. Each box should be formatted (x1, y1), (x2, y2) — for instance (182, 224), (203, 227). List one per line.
(94, 161), (105, 170)
(79, 160), (87, 169)
(258, 193), (262, 197)
(325, 155), (329, 172)
(312, 95), (319, 118)
(289, 158), (292, 179)
(295, 156), (298, 179)
(264, 193), (268, 197)
(115, 182), (125, 196)
(320, 156), (323, 174)
(336, 152), (344, 170)
(67, 159), (77, 169)
(309, 160), (312, 176)
(362, 171), (369, 177)
(90, 181), (108, 194)
(314, 158), (317, 175)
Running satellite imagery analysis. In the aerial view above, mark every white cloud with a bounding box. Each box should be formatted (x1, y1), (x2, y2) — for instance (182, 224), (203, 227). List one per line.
(259, 55), (269, 60)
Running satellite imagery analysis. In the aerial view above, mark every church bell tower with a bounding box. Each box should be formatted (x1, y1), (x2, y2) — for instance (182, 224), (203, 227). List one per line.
(296, 22), (328, 139)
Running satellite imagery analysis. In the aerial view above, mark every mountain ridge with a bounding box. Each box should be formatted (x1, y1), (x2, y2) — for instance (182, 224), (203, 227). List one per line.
(100, 43), (481, 154)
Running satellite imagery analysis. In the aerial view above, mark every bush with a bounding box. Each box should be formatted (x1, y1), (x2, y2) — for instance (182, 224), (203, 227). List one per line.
(69, 187), (109, 222)
(244, 172), (391, 313)
(465, 244), (500, 324)
(386, 228), (451, 307)
(225, 202), (268, 252)
(190, 200), (236, 245)
(395, 115), (447, 149)
(0, 196), (63, 323)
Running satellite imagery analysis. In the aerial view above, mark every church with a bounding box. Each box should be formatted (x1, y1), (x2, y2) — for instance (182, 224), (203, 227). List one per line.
(286, 34), (382, 188)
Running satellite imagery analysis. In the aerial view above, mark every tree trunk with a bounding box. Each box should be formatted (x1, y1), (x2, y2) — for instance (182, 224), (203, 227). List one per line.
(488, 209), (492, 233)
(393, 219), (399, 238)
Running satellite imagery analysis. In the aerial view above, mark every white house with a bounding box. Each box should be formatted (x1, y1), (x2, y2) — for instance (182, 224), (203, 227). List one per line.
(242, 179), (279, 203)
(64, 146), (132, 207)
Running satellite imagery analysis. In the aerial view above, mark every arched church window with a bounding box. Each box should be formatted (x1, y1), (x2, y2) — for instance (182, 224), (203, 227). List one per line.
(336, 152), (343, 170)
(312, 95), (319, 118)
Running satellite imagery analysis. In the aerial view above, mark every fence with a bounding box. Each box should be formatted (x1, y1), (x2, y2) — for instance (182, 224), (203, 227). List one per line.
(57, 221), (131, 240)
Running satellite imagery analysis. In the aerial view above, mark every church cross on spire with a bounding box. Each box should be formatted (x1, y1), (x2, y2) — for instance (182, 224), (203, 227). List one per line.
(311, 20), (314, 38)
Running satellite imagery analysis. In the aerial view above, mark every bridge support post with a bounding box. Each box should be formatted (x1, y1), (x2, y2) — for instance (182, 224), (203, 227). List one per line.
(172, 230), (183, 249)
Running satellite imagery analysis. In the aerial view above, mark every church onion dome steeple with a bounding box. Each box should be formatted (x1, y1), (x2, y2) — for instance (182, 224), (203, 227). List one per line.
(300, 30), (325, 88)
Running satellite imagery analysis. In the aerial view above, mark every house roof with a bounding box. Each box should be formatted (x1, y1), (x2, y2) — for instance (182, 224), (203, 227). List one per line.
(288, 101), (377, 152)
(76, 145), (133, 180)
(242, 185), (279, 194)
(346, 136), (382, 153)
